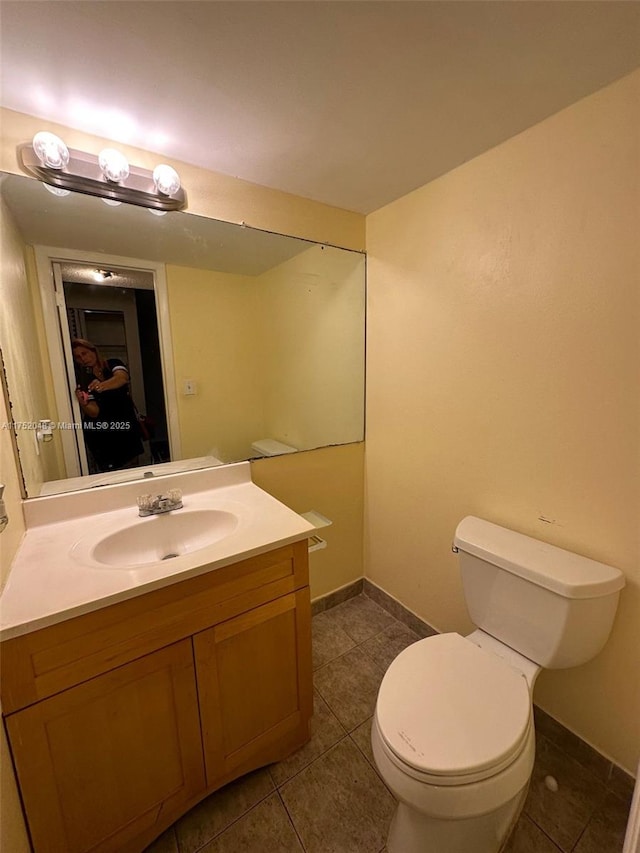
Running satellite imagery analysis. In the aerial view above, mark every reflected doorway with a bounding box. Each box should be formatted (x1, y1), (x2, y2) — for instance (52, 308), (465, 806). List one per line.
(58, 262), (171, 474)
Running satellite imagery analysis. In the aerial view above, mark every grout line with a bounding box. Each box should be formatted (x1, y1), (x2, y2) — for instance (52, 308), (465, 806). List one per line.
(271, 731), (350, 790)
(276, 787), (309, 852)
(185, 779), (277, 853)
(536, 820), (566, 853)
(571, 820), (590, 853)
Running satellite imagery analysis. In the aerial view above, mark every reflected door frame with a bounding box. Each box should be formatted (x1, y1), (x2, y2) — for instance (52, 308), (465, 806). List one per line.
(33, 246), (182, 478)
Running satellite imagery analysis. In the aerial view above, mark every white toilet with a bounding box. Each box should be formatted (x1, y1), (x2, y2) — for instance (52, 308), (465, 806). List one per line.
(372, 516), (625, 853)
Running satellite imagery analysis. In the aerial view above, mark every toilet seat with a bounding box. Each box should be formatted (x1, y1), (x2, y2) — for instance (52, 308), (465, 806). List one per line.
(375, 633), (532, 786)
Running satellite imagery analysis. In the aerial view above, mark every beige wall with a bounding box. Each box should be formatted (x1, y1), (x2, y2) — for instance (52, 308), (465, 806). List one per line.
(0, 201), (64, 495)
(251, 443), (364, 600)
(167, 264), (263, 462)
(0, 372), (25, 589)
(258, 244), (366, 450)
(365, 70), (640, 773)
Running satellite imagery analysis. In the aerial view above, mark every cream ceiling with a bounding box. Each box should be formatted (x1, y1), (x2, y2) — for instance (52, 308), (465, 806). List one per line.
(1, 1), (638, 214)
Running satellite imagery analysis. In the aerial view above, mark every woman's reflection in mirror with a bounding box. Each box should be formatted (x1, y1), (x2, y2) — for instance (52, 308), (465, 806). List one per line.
(71, 338), (144, 473)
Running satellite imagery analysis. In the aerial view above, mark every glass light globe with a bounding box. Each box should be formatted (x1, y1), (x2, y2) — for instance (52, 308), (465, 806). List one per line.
(148, 207), (167, 216)
(101, 198), (122, 207)
(32, 132), (69, 170)
(153, 164), (181, 196)
(43, 183), (70, 197)
(98, 148), (130, 183)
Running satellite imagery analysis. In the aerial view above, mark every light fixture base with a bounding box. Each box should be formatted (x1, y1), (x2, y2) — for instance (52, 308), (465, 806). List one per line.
(19, 144), (187, 211)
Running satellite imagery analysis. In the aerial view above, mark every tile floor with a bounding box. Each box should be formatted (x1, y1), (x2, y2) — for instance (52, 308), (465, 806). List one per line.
(146, 593), (632, 853)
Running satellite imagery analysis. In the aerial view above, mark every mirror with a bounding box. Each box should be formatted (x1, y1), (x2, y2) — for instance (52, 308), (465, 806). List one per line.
(0, 172), (365, 498)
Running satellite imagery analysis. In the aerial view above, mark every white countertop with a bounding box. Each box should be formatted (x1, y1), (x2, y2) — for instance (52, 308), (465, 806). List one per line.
(37, 455), (224, 496)
(0, 463), (314, 641)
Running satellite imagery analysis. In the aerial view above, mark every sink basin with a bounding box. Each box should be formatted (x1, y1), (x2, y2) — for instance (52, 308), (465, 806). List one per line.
(88, 509), (239, 569)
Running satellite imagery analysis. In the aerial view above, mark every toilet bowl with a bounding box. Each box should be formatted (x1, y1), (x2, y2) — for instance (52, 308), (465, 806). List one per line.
(372, 516), (625, 853)
(372, 632), (537, 853)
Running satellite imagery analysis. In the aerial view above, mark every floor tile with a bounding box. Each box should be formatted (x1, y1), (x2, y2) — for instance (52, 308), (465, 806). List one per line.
(350, 717), (376, 769)
(280, 737), (395, 853)
(359, 621), (420, 672)
(143, 827), (178, 853)
(175, 767), (274, 853)
(320, 595), (397, 644)
(608, 764), (636, 807)
(523, 734), (608, 852)
(362, 585), (437, 638)
(199, 792), (303, 853)
(312, 610), (357, 669)
(533, 707), (610, 782)
(572, 791), (629, 853)
(504, 814), (562, 852)
(314, 645), (385, 732)
(270, 691), (346, 787)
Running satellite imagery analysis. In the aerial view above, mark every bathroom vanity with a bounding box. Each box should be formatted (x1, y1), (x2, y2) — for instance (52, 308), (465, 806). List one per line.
(0, 463), (314, 852)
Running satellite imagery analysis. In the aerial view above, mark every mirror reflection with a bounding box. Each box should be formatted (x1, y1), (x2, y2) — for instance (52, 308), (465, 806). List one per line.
(0, 172), (366, 498)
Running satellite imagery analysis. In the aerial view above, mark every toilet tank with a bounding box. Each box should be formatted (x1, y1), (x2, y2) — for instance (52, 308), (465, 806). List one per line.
(454, 517), (625, 669)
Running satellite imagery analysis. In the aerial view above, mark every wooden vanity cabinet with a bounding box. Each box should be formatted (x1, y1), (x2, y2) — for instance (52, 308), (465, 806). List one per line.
(195, 589), (310, 786)
(1, 540), (312, 853)
(5, 640), (205, 853)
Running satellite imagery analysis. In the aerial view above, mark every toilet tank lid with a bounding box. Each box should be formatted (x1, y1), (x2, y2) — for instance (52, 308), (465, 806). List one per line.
(454, 516), (625, 599)
(251, 439), (297, 455)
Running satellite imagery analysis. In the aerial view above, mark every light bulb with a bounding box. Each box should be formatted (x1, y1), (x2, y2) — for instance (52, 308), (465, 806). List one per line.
(32, 132), (69, 170)
(98, 148), (130, 183)
(43, 183), (70, 197)
(148, 208), (167, 216)
(153, 164), (180, 196)
(101, 198), (121, 207)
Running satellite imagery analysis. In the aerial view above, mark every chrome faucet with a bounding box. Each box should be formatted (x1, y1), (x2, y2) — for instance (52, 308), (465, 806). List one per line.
(137, 488), (183, 517)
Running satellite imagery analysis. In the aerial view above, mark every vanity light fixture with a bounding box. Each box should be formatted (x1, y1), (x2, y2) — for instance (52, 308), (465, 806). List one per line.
(153, 163), (181, 196)
(32, 131), (69, 169)
(20, 132), (187, 211)
(98, 147), (130, 183)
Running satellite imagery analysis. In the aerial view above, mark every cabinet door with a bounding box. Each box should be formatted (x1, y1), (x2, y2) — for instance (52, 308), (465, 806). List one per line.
(6, 639), (205, 853)
(194, 589), (312, 784)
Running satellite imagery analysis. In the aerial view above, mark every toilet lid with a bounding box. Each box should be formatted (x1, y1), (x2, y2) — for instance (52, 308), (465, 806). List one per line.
(376, 633), (531, 781)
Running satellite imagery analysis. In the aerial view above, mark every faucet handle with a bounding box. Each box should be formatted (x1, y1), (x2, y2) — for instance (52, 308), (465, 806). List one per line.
(137, 494), (155, 512)
(166, 488), (182, 504)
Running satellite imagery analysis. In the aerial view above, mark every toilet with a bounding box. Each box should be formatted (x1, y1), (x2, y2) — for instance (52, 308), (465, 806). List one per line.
(250, 438), (297, 457)
(372, 516), (625, 853)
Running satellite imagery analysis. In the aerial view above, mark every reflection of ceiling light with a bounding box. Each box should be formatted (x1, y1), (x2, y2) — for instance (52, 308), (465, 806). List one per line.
(21, 132), (187, 211)
(93, 269), (114, 282)
(98, 148), (130, 183)
(43, 183), (70, 197)
(32, 131), (69, 169)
